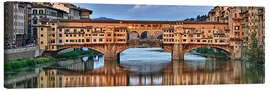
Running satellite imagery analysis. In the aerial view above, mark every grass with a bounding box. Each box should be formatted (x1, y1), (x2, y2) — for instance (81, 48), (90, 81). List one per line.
(4, 57), (57, 71)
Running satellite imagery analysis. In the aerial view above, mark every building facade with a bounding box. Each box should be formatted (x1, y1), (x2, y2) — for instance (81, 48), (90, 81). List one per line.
(4, 2), (32, 48)
(207, 6), (265, 58)
(31, 4), (68, 43)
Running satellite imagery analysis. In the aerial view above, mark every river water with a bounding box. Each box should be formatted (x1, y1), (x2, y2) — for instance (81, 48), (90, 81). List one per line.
(4, 48), (264, 88)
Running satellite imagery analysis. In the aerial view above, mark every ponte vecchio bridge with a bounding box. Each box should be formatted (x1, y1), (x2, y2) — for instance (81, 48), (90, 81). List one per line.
(36, 19), (243, 61)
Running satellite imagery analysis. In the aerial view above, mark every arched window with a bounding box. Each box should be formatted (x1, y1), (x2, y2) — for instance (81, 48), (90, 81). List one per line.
(33, 17), (38, 24)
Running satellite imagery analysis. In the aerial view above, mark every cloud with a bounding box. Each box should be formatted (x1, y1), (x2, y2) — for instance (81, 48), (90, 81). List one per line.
(128, 4), (155, 12)
(133, 5), (153, 9)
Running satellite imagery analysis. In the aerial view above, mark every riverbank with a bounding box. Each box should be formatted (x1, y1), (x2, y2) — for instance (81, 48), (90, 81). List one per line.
(57, 49), (103, 59)
(4, 56), (57, 71)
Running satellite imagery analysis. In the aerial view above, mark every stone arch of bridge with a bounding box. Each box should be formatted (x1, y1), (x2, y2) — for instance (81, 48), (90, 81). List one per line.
(182, 45), (232, 55)
(56, 45), (106, 54)
(128, 31), (140, 40)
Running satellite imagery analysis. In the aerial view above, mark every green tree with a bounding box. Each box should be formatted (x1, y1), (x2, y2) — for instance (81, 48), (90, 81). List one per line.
(247, 31), (264, 64)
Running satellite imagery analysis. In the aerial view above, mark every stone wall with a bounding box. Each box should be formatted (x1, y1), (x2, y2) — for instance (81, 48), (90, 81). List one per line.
(4, 46), (40, 62)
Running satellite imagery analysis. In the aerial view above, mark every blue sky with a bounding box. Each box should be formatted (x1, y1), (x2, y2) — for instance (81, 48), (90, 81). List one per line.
(73, 3), (214, 21)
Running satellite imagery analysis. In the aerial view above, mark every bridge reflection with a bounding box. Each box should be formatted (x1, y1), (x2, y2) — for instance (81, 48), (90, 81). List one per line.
(37, 60), (246, 87)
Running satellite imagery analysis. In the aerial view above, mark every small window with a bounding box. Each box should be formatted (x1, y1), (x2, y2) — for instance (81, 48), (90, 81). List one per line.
(65, 29), (70, 32)
(107, 34), (111, 36)
(41, 34), (43, 37)
(183, 39), (186, 42)
(235, 26), (240, 30)
(39, 10), (43, 14)
(40, 41), (43, 44)
(33, 10), (37, 14)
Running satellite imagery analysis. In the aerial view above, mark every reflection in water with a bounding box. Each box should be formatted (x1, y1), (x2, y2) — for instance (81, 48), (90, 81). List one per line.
(4, 48), (264, 88)
(36, 60), (257, 88)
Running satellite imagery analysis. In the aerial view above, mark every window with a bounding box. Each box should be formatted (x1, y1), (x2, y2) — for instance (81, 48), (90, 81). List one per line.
(66, 40), (68, 42)
(235, 26), (240, 30)
(82, 39), (84, 42)
(51, 40), (55, 43)
(33, 10), (37, 14)
(86, 39), (90, 42)
(65, 29), (70, 33)
(33, 17), (38, 24)
(203, 40), (207, 42)
(40, 41), (43, 44)
(197, 40), (200, 42)
(59, 40), (62, 43)
(93, 39), (96, 42)
(66, 35), (68, 37)
(41, 28), (43, 31)
(59, 34), (62, 37)
(39, 10), (43, 14)
(107, 34), (111, 36)
(183, 39), (186, 42)
(99, 39), (103, 42)
(52, 28), (55, 31)
(41, 34), (43, 37)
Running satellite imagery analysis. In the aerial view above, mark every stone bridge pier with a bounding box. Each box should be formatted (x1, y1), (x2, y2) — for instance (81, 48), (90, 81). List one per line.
(172, 44), (185, 60)
(163, 44), (185, 61)
(103, 44), (121, 62)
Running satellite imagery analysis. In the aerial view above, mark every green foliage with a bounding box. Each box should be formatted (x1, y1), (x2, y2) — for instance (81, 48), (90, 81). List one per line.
(184, 18), (195, 21)
(184, 14), (207, 21)
(57, 49), (103, 59)
(195, 47), (227, 58)
(247, 31), (264, 64)
(4, 57), (56, 71)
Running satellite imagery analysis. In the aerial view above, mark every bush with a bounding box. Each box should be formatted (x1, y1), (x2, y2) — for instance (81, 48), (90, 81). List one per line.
(4, 57), (57, 71)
